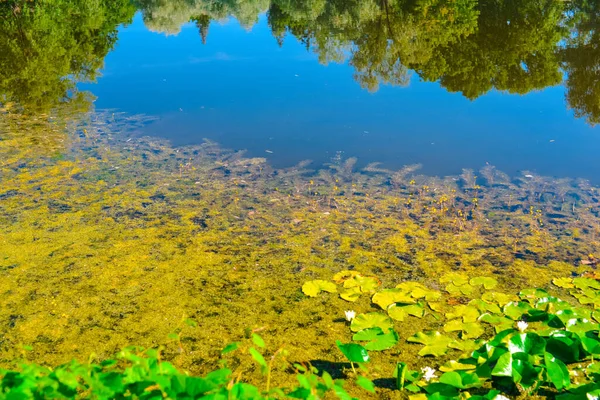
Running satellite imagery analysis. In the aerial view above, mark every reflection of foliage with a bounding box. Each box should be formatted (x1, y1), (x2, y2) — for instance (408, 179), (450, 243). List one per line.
(0, 0), (135, 112)
(415, 0), (566, 98)
(562, 0), (600, 125)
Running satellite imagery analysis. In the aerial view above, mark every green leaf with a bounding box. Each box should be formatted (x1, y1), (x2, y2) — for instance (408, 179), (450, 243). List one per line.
(439, 371), (481, 389)
(481, 291), (514, 306)
(344, 275), (380, 293)
(302, 280), (337, 297)
(184, 318), (198, 327)
(503, 301), (532, 320)
(407, 331), (453, 357)
(440, 273), (469, 286)
(352, 328), (399, 351)
(553, 277), (574, 289)
(372, 289), (415, 309)
(395, 362), (407, 389)
(573, 277), (600, 290)
(221, 342), (239, 354)
(396, 282), (441, 301)
(447, 305), (480, 323)
(350, 312), (393, 332)
(479, 313), (515, 333)
(249, 347), (268, 373)
(340, 286), (361, 302)
(387, 303), (424, 321)
(508, 332), (546, 356)
(252, 333), (265, 348)
(356, 376), (375, 393)
(469, 277), (498, 290)
(544, 352), (570, 390)
(336, 341), (370, 363)
(444, 320), (485, 339)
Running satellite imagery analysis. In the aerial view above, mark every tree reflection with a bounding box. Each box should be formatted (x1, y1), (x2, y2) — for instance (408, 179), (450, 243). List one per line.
(0, 0), (135, 113)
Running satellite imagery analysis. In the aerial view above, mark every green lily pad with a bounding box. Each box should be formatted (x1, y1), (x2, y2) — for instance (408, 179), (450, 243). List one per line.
(333, 270), (361, 283)
(396, 282), (441, 301)
(407, 331), (453, 357)
(573, 277), (600, 290)
(470, 277), (498, 290)
(352, 327), (399, 351)
(302, 280), (337, 297)
(446, 283), (474, 296)
(344, 275), (380, 293)
(519, 288), (550, 302)
(340, 286), (361, 302)
(439, 359), (477, 372)
(336, 341), (370, 363)
(503, 301), (532, 320)
(479, 313), (515, 333)
(447, 305), (480, 323)
(552, 277), (574, 289)
(351, 312), (394, 332)
(372, 289), (415, 309)
(387, 303), (425, 321)
(444, 320), (485, 339)
(469, 299), (502, 315)
(481, 291), (514, 306)
(439, 371), (482, 389)
(428, 302), (445, 312)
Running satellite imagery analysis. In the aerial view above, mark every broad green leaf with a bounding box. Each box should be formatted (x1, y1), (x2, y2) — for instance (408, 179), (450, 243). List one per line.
(573, 277), (600, 290)
(340, 286), (361, 302)
(351, 312), (394, 332)
(333, 270), (361, 283)
(252, 333), (265, 348)
(508, 333), (546, 356)
(503, 301), (532, 320)
(407, 331), (453, 357)
(479, 313), (514, 333)
(448, 339), (483, 354)
(553, 277), (574, 289)
(356, 376), (375, 393)
(446, 283), (474, 296)
(336, 341), (370, 363)
(302, 280), (337, 297)
(447, 305), (480, 323)
(352, 328), (399, 351)
(249, 347), (268, 374)
(469, 299), (502, 315)
(344, 275), (380, 293)
(439, 360), (476, 372)
(221, 342), (239, 354)
(544, 352), (570, 390)
(396, 282), (441, 301)
(481, 291), (514, 306)
(372, 289), (415, 309)
(440, 273), (469, 286)
(387, 303), (424, 321)
(444, 320), (485, 339)
(469, 277), (498, 290)
(439, 371), (481, 389)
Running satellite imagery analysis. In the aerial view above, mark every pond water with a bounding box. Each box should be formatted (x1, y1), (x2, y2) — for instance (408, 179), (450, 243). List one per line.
(2, 0), (600, 396)
(74, 4), (600, 182)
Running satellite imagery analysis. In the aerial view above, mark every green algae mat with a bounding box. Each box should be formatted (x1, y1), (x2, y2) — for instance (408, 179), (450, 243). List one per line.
(3, 110), (600, 398)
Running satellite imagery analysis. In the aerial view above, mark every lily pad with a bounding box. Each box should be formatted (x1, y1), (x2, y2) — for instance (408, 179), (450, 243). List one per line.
(447, 305), (480, 323)
(469, 299), (502, 315)
(336, 341), (370, 363)
(372, 289), (415, 309)
(340, 286), (361, 302)
(407, 331), (453, 357)
(396, 282), (441, 301)
(351, 312), (394, 332)
(448, 339), (483, 353)
(479, 313), (515, 333)
(573, 277), (600, 290)
(481, 291), (515, 306)
(469, 277), (498, 290)
(446, 283), (474, 296)
(352, 327), (399, 351)
(440, 273), (469, 286)
(439, 359), (476, 372)
(503, 301), (532, 320)
(552, 277), (574, 289)
(428, 302), (445, 312)
(387, 303), (425, 321)
(344, 275), (380, 293)
(302, 280), (337, 297)
(444, 320), (485, 339)
(333, 270), (361, 283)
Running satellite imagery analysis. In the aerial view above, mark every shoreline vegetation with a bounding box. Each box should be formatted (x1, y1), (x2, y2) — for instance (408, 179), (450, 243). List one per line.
(2, 108), (600, 398)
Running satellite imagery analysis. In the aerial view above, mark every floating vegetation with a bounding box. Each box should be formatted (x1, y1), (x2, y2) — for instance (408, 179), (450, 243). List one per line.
(2, 109), (600, 397)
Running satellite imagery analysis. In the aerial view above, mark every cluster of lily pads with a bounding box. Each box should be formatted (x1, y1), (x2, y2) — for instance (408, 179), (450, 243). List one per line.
(304, 272), (600, 399)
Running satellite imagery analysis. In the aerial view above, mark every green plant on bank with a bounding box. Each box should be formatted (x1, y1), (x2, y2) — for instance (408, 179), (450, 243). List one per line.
(303, 272), (600, 399)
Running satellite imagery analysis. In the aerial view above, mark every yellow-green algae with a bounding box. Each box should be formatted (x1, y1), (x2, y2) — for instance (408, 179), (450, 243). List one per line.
(1, 107), (599, 398)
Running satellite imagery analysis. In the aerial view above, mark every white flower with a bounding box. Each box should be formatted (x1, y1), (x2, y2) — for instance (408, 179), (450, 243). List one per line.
(517, 320), (528, 332)
(494, 395), (510, 400)
(421, 366), (437, 382)
(586, 394), (599, 400)
(344, 310), (356, 321)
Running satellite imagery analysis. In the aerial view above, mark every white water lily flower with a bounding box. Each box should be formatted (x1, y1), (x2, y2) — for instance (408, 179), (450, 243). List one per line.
(517, 320), (528, 332)
(421, 366), (437, 382)
(586, 394), (599, 400)
(494, 395), (510, 400)
(344, 310), (356, 321)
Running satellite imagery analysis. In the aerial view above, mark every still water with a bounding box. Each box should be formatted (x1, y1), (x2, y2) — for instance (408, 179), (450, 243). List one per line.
(71, 3), (600, 182)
